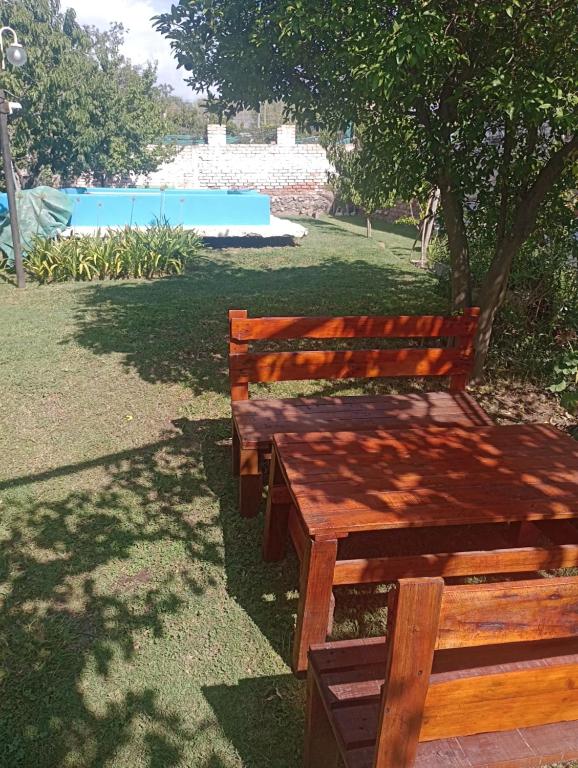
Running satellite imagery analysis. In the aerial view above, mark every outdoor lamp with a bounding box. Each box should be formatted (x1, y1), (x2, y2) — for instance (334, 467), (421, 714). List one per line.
(0, 28), (27, 70)
(0, 25), (27, 288)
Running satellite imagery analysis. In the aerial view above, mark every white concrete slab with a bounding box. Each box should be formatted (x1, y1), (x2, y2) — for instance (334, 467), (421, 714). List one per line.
(61, 215), (308, 240)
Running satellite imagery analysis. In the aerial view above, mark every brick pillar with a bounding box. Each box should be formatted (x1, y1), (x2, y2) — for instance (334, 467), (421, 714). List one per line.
(276, 124), (296, 146)
(207, 124), (227, 146)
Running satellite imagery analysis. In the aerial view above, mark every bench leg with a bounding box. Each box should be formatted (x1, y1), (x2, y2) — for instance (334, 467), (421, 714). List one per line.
(293, 537), (338, 674)
(304, 671), (340, 768)
(232, 425), (240, 477)
(263, 450), (290, 561)
(239, 448), (262, 518)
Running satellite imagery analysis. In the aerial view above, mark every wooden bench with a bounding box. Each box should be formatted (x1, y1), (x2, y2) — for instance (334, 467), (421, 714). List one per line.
(305, 575), (578, 768)
(229, 307), (488, 516)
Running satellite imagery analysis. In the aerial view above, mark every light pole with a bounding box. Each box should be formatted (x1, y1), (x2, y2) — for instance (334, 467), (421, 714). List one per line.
(0, 26), (27, 288)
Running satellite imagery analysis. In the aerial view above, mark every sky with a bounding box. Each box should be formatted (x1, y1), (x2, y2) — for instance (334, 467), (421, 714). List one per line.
(68, 0), (196, 100)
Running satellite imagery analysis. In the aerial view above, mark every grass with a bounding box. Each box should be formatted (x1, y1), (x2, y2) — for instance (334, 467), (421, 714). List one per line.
(0, 215), (568, 768)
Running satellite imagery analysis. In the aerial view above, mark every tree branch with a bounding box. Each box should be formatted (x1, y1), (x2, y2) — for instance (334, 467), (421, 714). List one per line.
(496, 118), (513, 249)
(508, 133), (578, 250)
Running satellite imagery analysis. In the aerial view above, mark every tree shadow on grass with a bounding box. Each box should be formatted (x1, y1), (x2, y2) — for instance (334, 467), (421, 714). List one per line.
(0, 419), (228, 768)
(70, 254), (444, 399)
(201, 674), (303, 768)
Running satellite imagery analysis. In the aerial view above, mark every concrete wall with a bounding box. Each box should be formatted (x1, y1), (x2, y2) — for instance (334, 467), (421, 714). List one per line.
(138, 125), (334, 215)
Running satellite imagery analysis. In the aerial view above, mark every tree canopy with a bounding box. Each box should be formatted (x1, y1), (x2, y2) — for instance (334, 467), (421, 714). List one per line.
(2, 0), (173, 187)
(156, 0), (578, 376)
(326, 128), (397, 237)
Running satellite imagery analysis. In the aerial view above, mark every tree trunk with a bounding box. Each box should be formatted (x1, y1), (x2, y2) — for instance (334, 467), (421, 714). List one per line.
(472, 240), (516, 380)
(472, 134), (578, 380)
(438, 174), (471, 310)
(366, 216), (372, 238)
(420, 187), (440, 268)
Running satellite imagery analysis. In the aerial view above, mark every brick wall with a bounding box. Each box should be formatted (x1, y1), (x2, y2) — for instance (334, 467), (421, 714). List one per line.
(138, 125), (334, 215)
(138, 126), (413, 219)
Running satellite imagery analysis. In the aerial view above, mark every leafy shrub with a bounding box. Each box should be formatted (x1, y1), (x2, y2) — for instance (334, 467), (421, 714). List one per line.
(430, 231), (578, 383)
(394, 215), (420, 228)
(548, 346), (578, 414)
(20, 221), (203, 283)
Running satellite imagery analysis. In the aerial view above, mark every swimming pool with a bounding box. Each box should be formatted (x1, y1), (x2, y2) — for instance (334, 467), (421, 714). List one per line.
(61, 187), (271, 228)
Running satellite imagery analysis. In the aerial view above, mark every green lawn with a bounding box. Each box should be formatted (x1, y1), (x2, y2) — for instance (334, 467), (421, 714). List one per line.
(0, 216), (547, 767)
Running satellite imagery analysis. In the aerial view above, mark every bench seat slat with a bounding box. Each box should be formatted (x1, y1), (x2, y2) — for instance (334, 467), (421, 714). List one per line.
(346, 723), (578, 768)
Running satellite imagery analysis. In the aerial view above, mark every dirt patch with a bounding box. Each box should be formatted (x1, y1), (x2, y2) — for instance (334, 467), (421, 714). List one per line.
(113, 568), (152, 593)
(475, 380), (577, 435)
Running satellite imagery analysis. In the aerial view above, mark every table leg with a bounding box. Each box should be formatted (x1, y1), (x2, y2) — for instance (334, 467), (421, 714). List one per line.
(293, 536), (338, 674)
(239, 447), (262, 517)
(263, 450), (290, 561)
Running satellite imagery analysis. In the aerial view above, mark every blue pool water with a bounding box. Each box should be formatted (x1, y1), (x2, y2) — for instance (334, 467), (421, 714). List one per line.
(61, 187), (271, 228)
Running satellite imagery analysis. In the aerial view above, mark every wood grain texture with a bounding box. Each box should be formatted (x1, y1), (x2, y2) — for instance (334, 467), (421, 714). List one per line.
(306, 575), (578, 768)
(373, 578), (444, 767)
(230, 312), (479, 341)
(332, 543), (578, 585)
(272, 424), (578, 537)
(437, 576), (578, 650)
(238, 447), (262, 518)
(421, 661), (578, 740)
(230, 347), (472, 384)
(232, 391), (492, 449)
(293, 536), (338, 673)
(303, 671), (340, 768)
(228, 309), (249, 401)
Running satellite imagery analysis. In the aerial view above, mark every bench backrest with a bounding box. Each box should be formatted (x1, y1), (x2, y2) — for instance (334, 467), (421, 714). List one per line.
(228, 308), (480, 402)
(374, 576), (578, 767)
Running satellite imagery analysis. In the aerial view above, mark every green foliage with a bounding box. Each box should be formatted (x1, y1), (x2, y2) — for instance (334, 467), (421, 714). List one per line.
(155, 0), (577, 197)
(21, 223), (203, 283)
(549, 346), (578, 415)
(156, 0), (578, 374)
(160, 88), (208, 140)
(2, 1), (174, 187)
(430, 218), (578, 383)
(326, 128), (395, 218)
(395, 215), (420, 228)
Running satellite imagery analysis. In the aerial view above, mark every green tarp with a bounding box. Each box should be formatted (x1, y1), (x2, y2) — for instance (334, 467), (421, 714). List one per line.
(0, 186), (74, 262)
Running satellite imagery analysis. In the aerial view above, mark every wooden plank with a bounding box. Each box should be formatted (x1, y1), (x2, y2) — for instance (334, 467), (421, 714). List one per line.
(332, 545), (578, 586)
(233, 391), (470, 409)
(320, 663), (385, 705)
(413, 722), (578, 768)
(232, 391), (491, 416)
(309, 636), (387, 674)
(421, 661), (578, 740)
(230, 347), (472, 384)
(232, 391), (491, 422)
(278, 450), (578, 481)
(450, 307), (479, 391)
(228, 309), (249, 401)
(293, 536), (338, 673)
(288, 469), (578, 497)
(288, 506), (308, 563)
(238, 447), (262, 517)
(373, 578), (444, 767)
(437, 576), (578, 650)
(273, 423), (568, 451)
(230, 313), (479, 341)
(304, 672), (340, 768)
(332, 701), (380, 749)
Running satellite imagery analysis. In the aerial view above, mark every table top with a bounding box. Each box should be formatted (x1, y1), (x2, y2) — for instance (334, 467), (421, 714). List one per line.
(233, 391), (492, 448)
(273, 424), (578, 538)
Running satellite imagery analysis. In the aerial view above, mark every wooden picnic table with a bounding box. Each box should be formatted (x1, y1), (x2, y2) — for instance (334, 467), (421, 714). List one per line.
(263, 423), (578, 672)
(233, 391), (492, 515)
